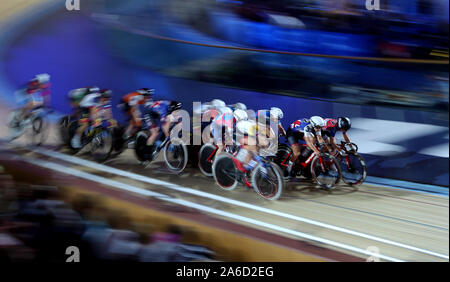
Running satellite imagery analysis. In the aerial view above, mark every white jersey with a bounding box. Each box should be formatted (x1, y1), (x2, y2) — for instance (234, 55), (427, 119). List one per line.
(79, 93), (101, 108)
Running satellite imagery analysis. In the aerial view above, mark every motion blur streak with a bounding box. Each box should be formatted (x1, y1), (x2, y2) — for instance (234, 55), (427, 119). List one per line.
(30, 146), (449, 260)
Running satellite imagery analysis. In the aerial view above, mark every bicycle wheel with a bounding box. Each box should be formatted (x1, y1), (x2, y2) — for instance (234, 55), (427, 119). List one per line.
(134, 131), (154, 163)
(339, 152), (367, 186)
(198, 144), (217, 177)
(212, 153), (239, 191)
(310, 154), (341, 190)
(7, 110), (25, 140)
(163, 140), (188, 174)
(90, 129), (113, 162)
(274, 143), (292, 179)
(251, 162), (284, 200)
(59, 116), (71, 146)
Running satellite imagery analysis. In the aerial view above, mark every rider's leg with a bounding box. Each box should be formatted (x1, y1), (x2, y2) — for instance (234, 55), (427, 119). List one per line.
(162, 114), (174, 139)
(72, 107), (95, 148)
(71, 119), (89, 149)
(124, 107), (139, 139)
(147, 127), (160, 146)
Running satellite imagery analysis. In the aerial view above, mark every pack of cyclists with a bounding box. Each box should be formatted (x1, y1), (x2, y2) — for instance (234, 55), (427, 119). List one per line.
(11, 74), (355, 186)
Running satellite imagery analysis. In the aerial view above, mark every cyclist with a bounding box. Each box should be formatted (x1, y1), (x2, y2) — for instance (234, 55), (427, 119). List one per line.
(211, 109), (248, 157)
(120, 88), (154, 142)
(68, 86), (99, 118)
(18, 74), (51, 124)
(256, 107), (286, 138)
(71, 89), (114, 149)
(143, 100), (182, 149)
(285, 116), (329, 175)
(234, 116), (274, 177)
(322, 117), (352, 155)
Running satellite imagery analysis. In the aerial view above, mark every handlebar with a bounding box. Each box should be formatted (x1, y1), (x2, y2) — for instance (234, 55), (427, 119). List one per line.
(340, 141), (358, 152)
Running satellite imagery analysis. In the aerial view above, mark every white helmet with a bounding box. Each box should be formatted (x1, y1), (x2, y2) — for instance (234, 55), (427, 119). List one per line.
(35, 73), (50, 83)
(218, 106), (233, 114)
(232, 103), (247, 111)
(270, 107), (283, 119)
(310, 116), (325, 128)
(211, 99), (226, 108)
(233, 109), (248, 122)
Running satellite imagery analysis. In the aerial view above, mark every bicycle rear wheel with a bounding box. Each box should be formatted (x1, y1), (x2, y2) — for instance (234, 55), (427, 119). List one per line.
(339, 152), (367, 186)
(134, 131), (154, 163)
(164, 140), (188, 174)
(310, 155), (341, 190)
(251, 162), (284, 200)
(90, 129), (113, 162)
(30, 117), (49, 147)
(59, 116), (71, 146)
(212, 153), (239, 191)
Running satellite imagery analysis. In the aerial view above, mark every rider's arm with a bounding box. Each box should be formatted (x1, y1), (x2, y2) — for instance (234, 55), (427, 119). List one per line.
(305, 136), (321, 155)
(343, 131), (351, 143)
(278, 123), (286, 137)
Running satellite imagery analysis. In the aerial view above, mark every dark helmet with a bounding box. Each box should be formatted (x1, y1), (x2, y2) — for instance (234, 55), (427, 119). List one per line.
(137, 88), (154, 97)
(99, 89), (112, 99)
(337, 117), (351, 131)
(169, 101), (182, 113)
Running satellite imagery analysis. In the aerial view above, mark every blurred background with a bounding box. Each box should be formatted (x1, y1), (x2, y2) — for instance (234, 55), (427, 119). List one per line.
(0, 0), (448, 262)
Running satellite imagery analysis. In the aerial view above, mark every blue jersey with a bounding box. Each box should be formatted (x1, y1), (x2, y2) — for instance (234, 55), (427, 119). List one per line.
(289, 119), (321, 138)
(149, 100), (171, 117)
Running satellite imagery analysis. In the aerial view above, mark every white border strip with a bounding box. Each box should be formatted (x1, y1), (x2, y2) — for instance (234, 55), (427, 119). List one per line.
(22, 155), (403, 262)
(32, 147), (449, 260)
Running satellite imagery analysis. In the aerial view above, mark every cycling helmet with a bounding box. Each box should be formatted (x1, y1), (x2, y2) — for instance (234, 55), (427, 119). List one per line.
(211, 99), (226, 108)
(169, 101), (182, 113)
(337, 117), (351, 131)
(270, 107), (283, 119)
(137, 88), (154, 97)
(87, 86), (100, 93)
(310, 116), (325, 128)
(35, 73), (50, 84)
(218, 106), (233, 114)
(232, 103), (247, 111)
(99, 89), (112, 99)
(233, 109), (248, 122)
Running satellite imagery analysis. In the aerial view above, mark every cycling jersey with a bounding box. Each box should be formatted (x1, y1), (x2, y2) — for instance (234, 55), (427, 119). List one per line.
(236, 120), (258, 137)
(143, 100), (172, 130)
(148, 100), (171, 117)
(289, 119), (321, 138)
(211, 113), (236, 143)
(25, 81), (50, 104)
(322, 118), (339, 137)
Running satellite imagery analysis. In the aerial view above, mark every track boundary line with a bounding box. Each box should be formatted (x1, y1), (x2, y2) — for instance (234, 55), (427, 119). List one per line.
(28, 146), (449, 260)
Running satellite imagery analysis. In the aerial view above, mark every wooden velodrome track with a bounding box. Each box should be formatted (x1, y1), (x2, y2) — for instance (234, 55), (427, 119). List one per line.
(0, 0), (448, 262)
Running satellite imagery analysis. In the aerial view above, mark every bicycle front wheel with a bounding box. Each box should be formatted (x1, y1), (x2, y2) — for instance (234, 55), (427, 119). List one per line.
(163, 140), (188, 174)
(310, 155), (341, 190)
(212, 153), (239, 191)
(251, 162), (284, 200)
(339, 152), (367, 186)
